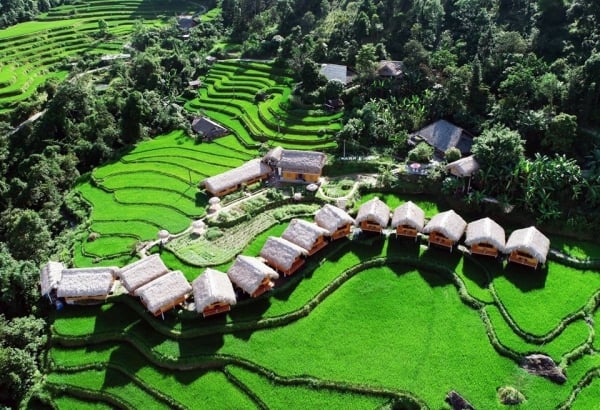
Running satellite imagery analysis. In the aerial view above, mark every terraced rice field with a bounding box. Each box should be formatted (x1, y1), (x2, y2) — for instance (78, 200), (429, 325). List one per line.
(47, 230), (600, 408)
(0, 0), (200, 112)
(75, 130), (256, 267)
(185, 60), (343, 150)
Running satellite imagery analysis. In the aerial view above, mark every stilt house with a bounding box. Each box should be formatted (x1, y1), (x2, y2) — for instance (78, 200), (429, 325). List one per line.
(355, 197), (390, 233)
(282, 219), (330, 255)
(314, 204), (355, 240)
(263, 147), (327, 183)
(504, 226), (550, 269)
(192, 268), (237, 317)
(260, 236), (308, 276)
(119, 254), (169, 294)
(203, 158), (272, 197)
(227, 255), (279, 298)
(40, 261), (65, 301)
(135, 270), (192, 317)
(423, 210), (467, 250)
(465, 217), (505, 257)
(391, 201), (425, 239)
(56, 267), (118, 305)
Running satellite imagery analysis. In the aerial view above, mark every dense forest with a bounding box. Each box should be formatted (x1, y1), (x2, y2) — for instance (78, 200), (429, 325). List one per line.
(1, 0), (600, 407)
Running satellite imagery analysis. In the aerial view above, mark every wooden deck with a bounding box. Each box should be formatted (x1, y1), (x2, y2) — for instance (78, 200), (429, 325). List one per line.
(331, 224), (352, 240)
(360, 220), (383, 233)
(202, 302), (231, 317)
(428, 231), (454, 250)
(508, 250), (539, 268)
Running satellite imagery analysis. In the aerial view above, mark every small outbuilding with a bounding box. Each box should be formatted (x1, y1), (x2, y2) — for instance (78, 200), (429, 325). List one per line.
(192, 268), (237, 317)
(227, 255), (279, 297)
(203, 158), (272, 197)
(135, 270), (192, 317)
(505, 226), (550, 269)
(40, 261), (65, 300)
(119, 254), (169, 294)
(282, 218), (330, 255)
(391, 201), (425, 239)
(446, 155), (480, 178)
(56, 267), (118, 305)
(314, 204), (355, 240)
(465, 217), (506, 258)
(376, 60), (403, 78)
(263, 147), (327, 183)
(260, 236), (308, 276)
(191, 116), (228, 140)
(355, 197), (390, 233)
(410, 120), (474, 157)
(423, 210), (467, 251)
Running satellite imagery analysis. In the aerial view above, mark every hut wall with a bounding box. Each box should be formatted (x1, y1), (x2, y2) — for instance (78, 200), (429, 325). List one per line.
(471, 243), (499, 257)
(307, 235), (328, 255)
(508, 250), (539, 268)
(282, 170), (301, 181)
(202, 302), (231, 317)
(243, 173), (268, 186)
(303, 173), (320, 183)
(64, 295), (110, 304)
(428, 231), (454, 249)
(360, 220), (383, 233)
(396, 225), (418, 238)
(210, 184), (239, 197)
(251, 278), (274, 298)
(331, 224), (352, 240)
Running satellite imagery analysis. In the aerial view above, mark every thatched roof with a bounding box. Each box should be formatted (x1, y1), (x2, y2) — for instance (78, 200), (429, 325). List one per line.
(410, 120), (473, 155)
(465, 217), (506, 252)
(227, 255), (279, 294)
(203, 159), (272, 194)
(446, 155), (480, 177)
(260, 236), (308, 271)
(278, 149), (327, 174)
(391, 201), (425, 231)
(355, 197), (390, 227)
(423, 210), (467, 242)
(505, 226), (550, 264)
(282, 219), (330, 251)
(314, 204), (355, 234)
(119, 254), (169, 292)
(40, 261), (65, 296)
(192, 268), (236, 313)
(135, 270), (191, 313)
(263, 146), (283, 165)
(56, 267), (117, 298)
(377, 60), (403, 77)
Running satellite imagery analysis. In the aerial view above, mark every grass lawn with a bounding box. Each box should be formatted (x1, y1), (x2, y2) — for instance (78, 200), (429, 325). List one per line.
(356, 192), (442, 217)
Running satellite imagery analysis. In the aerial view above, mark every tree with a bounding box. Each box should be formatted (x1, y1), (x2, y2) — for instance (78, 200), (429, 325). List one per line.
(408, 142), (434, 163)
(355, 43), (378, 78)
(445, 147), (462, 163)
(300, 59), (323, 93)
(121, 91), (143, 144)
(2, 209), (52, 263)
(472, 125), (525, 198)
(542, 112), (577, 153)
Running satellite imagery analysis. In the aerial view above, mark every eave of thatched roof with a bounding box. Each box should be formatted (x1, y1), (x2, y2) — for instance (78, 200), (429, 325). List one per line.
(505, 226), (550, 264)
(260, 236), (308, 271)
(56, 267), (117, 298)
(391, 201), (425, 231)
(282, 219), (329, 251)
(355, 197), (390, 227)
(423, 210), (467, 242)
(192, 268), (236, 312)
(203, 159), (272, 193)
(227, 255), (279, 294)
(446, 155), (480, 177)
(263, 146), (283, 165)
(119, 254), (169, 292)
(465, 217), (506, 252)
(40, 261), (65, 296)
(278, 149), (327, 174)
(314, 204), (355, 235)
(135, 270), (191, 313)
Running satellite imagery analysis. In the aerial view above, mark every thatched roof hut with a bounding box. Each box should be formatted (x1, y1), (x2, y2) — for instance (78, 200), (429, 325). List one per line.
(423, 210), (467, 242)
(376, 61), (403, 77)
(282, 219), (330, 253)
(135, 270), (192, 316)
(410, 120), (473, 156)
(119, 254), (169, 293)
(391, 201), (425, 232)
(505, 226), (550, 266)
(279, 149), (327, 175)
(446, 155), (480, 177)
(263, 146), (284, 165)
(56, 267), (117, 301)
(191, 116), (228, 139)
(203, 158), (272, 197)
(355, 197), (390, 230)
(260, 236), (308, 275)
(227, 255), (279, 296)
(192, 268), (236, 315)
(465, 217), (505, 250)
(314, 204), (355, 235)
(40, 261), (65, 297)
(319, 63), (348, 84)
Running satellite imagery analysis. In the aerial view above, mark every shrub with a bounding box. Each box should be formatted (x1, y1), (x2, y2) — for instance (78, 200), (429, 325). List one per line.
(444, 147), (461, 163)
(205, 227), (223, 241)
(407, 142), (433, 163)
